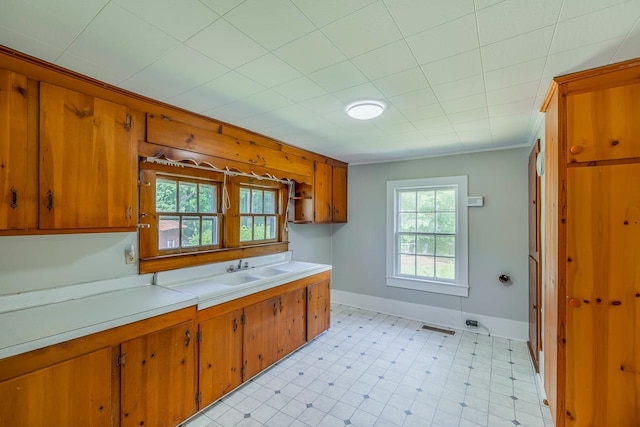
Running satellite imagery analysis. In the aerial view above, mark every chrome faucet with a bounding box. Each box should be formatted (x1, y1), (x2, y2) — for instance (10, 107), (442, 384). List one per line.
(227, 259), (250, 272)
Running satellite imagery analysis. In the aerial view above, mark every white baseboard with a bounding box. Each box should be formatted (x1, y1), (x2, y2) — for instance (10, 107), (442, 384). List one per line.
(331, 289), (529, 341)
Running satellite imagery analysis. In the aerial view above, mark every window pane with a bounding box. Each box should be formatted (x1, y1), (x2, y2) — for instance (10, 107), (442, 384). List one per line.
(417, 213), (435, 233)
(399, 234), (415, 254)
(399, 254), (415, 275)
(436, 257), (455, 280)
(416, 256), (435, 277)
(158, 215), (180, 249)
(199, 184), (216, 213)
(240, 188), (250, 214)
(252, 190), (263, 213)
(436, 189), (456, 211)
(181, 217), (200, 247)
(399, 213), (416, 232)
(399, 191), (416, 212)
(240, 216), (253, 241)
(416, 235), (435, 255)
(436, 235), (455, 257)
(156, 179), (177, 212)
(266, 216), (277, 239)
(202, 217), (218, 246)
(417, 191), (435, 212)
(254, 216), (266, 240)
(264, 190), (275, 214)
(436, 212), (456, 233)
(179, 182), (197, 213)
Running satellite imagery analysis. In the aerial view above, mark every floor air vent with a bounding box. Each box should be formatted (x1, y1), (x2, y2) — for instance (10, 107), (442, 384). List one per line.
(421, 324), (455, 335)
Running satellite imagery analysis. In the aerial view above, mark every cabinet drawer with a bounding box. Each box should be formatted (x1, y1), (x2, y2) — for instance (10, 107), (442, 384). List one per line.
(566, 83), (640, 163)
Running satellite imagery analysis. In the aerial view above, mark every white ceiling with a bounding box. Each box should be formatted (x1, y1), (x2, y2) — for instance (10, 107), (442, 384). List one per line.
(1, 0), (639, 164)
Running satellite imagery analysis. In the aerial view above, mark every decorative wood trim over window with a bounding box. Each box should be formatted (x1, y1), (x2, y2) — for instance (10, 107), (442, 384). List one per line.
(138, 157), (290, 273)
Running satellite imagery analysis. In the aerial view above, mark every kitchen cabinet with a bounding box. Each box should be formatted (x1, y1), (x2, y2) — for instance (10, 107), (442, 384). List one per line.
(276, 288), (307, 358)
(307, 162), (348, 224)
(307, 278), (330, 341)
(332, 165), (348, 223)
(542, 58), (640, 427)
(120, 320), (197, 427)
(0, 347), (113, 427)
(0, 69), (29, 230)
(243, 297), (279, 380)
(198, 309), (243, 407)
(39, 82), (138, 230)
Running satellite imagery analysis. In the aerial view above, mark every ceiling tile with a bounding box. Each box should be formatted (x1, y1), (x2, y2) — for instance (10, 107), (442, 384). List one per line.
(454, 118), (491, 132)
(199, 0), (244, 15)
(475, 0), (505, 11)
(484, 58), (546, 91)
(300, 94), (345, 115)
(432, 74), (485, 102)
(459, 128), (492, 144)
(396, 104), (445, 122)
(612, 27), (640, 62)
(273, 77), (327, 102)
(384, 0), (475, 37)
(559, 0), (630, 21)
(114, 0), (219, 42)
(120, 46), (228, 100)
(332, 83), (385, 104)
(388, 88), (438, 110)
(308, 61), (368, 92)
(486, 80), (540, 106)
(205, 101), (260, 124)
(550, 1), (640, 54)
(476, 0), (562, 46)
(488, 98), (536, 117)
(321, 2), (403, 57)
(447, 107), (489, 124)
(406, 14), (479, 64)
(291, 0), (377, 27)
(186, 18), (266, 68)
(351, 40), (418, 80)
(481, 25), (555, 71)
(224, 0), (315, 50)
(167, 81), (236, 113)
(0, 0), (107, 52)
(0, 25), (63, 62)
(421, 49), (483, 86)
(373, 67), (429, 98)
(63, 3), (180, 83)
(55, 50), (121, 85)
(236, 54), (302, 87)
(440, 93), (488, 114)
(242, 89), (293, 112)
(273, 31), (346, 74)
(544, 37), (624, 78)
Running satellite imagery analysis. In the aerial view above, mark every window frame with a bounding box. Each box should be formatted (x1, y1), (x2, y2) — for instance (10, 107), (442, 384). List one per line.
(238, 185), (280, 245)
(386, 176), (469, 297)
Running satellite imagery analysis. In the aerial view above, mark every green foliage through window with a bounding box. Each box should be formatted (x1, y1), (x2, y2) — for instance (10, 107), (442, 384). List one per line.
(240, 187), (277, 243)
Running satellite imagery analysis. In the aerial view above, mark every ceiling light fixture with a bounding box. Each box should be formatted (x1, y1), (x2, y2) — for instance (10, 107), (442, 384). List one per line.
(346, 101), (385, 120)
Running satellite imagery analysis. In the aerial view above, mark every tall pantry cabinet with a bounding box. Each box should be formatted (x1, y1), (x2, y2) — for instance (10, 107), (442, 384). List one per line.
(541, 59), (640, 426)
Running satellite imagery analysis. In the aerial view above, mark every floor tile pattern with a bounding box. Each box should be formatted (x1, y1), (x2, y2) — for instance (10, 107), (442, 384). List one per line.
(182, 304), (552, 427)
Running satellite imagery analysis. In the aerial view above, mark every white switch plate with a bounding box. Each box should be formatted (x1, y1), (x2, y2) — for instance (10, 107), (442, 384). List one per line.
(467, 196), (484, 207)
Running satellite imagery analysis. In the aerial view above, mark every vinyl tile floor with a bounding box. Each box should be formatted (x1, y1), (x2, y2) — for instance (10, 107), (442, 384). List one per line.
(181, 304), (553, 427)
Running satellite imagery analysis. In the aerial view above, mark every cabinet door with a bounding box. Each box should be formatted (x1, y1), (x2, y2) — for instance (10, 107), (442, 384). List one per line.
(199, 310), (243, 407)
(567, 83), (640, 163)
(332, 165), (347, 223)
(314, 162), (333, 223)
(566, 164), (640, 426)
(0, 70), (28, 230)
(307, 279), (330, 341)
(39, 82), (137, 229)
(277, 288), (307, 358)
(0, 347), (112, 427)
(121, 321), (196, 427)
(243, 297), (278, 380)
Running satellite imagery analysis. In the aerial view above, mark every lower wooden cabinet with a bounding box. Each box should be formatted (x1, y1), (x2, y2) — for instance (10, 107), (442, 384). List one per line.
(244, 297), (280, 379)
(0, 347), (113, 427)
(277, 288), (307, 358)
(120, 320), (197, 427)
(307, 278), (331, 341)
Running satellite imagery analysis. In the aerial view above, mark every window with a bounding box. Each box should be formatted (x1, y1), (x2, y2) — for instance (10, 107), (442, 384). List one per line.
(155, 177), (221, 251)
(239, 186), (278, 243)
(386, 176), (468, 297)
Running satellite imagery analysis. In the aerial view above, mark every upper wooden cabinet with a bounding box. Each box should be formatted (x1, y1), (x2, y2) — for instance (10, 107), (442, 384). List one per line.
(566, 82), (640, 163)
(0, 70), (29, 230)
(39, 83), (138, 229)
(332, 165), (348, 223)
(313, 162), (348, 223)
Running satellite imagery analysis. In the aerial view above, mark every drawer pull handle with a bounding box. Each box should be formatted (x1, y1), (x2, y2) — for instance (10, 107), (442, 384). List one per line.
(233, 318), (238, 332)
(185, 330), (191, 347)
(569, 145), (583, 154)
(10, 187), (17, 209)
(47, 190), (54, 211)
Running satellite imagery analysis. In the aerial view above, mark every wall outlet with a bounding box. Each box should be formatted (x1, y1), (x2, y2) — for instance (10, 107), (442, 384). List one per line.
(125, 244), (136, 264)
(465, 319), (479, 327)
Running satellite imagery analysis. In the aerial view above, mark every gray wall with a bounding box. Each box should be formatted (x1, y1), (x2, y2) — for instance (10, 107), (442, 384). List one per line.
(288, 223), (333, 265)
(331, 147), (530, 322)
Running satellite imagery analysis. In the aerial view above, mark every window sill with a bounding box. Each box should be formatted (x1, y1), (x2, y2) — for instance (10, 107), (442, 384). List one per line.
(386, 276), (469, 297)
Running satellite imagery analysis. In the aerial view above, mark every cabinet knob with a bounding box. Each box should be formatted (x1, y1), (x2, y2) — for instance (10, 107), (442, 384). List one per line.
(569, 145), (583, 154)
(568, 298), (581, 308)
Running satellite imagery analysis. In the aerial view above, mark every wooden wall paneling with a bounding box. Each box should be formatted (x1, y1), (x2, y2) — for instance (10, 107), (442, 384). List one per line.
(313, 162), (333, 223)
(0, 69), (28, 230)
(565, 164), (640, 425)
(137, 168), (156, 259)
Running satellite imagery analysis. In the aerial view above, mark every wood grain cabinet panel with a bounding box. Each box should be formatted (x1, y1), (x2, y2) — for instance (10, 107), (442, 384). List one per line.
(567, 83), (640, 163)
(313, 162), (333, 223)
(332, 165), (347, 223)
(198, 309), (243, 408)
(243, 297), (279, 380)
(121, 321), (197, 427)
(0, 347), (113, 427)
(277, 288), (307, 358)
(307, 278), (330, 341)
(0, 69), (28, 230)
(39, 82), (138, 229)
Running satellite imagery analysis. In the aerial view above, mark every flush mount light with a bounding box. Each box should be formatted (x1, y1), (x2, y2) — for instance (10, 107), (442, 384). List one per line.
(346, 101), (385, 120)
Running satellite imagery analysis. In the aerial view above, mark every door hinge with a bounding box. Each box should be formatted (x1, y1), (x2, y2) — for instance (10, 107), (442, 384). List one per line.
(241, 366), (245, 378)
(241, 314), (246, 325)
(196, 330), (203, 343)
(116, 353), (126, 367)
(195, 392), (202, 406)
(125, 206), (132, 219)
(124, 114), (133, 131)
